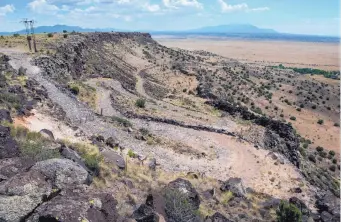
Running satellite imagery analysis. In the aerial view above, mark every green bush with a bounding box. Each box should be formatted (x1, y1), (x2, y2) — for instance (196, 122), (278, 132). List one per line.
(296, 108), (301, 112)
(13, 33), (20, 37)
(334, 123), (340, 127)
(303, 143), (308, 149)
(298, 147), (306, 157)
(112, 116), (132, 127)
(135, 98), (146, 108)
(128, 149), (136, 158)
(276, 201), (302, 222)
(332, 159), (337, 164)
(329, 151), (335, 156)
(308, 155), (316, 163)
(47, 33), (54, 38)
(63, 34), (68, 38)
(290, 116), (296, 121)
(312, 105), (317, 109)
(63, 30), (68, 33)
(319, 151), (327, 158)
(316, 146), (324, 152)
(20, 139), (60, 162)
(164, 188), (197, 222)
(317, 119), (324, 125)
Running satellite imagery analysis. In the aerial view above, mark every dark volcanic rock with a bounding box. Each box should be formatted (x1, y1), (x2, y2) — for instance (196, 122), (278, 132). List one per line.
(168, 178), (200, 210)
(31, 158), (89, 189)
(102, 150), (126, 169)
(132, 204), (159, 222)
(39, 129), (55, 140)
(0, 170), (52, 222)
(205, 212), (233, 222)
(28, 191), (119, 222)
(0, 109), (12, 123)
(0, 125), (20, 159)
(220, 178), (247, 198)
(315, 191), (340, 221)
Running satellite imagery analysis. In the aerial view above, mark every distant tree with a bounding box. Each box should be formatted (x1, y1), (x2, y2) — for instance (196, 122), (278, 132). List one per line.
(47, 33), (54, 38)
(13, 33), (20, 37)
(63, 34), (68, 38)
(63, 30), (68, 33)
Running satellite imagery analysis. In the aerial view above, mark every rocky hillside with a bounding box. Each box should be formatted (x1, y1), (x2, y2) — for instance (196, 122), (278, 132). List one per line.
(0, 31), (340, 222)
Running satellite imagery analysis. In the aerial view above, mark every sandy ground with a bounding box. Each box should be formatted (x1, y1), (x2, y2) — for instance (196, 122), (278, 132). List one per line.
(156, 38), (340, 71)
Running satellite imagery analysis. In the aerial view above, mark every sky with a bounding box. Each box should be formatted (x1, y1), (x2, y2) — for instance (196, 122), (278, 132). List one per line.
(0, 0), (340, 36)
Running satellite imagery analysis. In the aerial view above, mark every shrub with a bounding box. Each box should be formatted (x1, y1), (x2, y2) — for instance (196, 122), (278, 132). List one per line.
(13, 33), (20, 37)
(329, 165), (336, 172)
(308, 155), (316, 163)
(164, 188), (197, 222)
(312, 105), (317, 109)
(317, 119), (324, 125)
(276, 201), (302, 222)
(290, 116), (296, 121)
(139, 128), (149, 136)
(83, 153), (102, 174)
(280, 114), (284, 118)
(316, 146), (324, 152)
(303, 143), (308, 149)
(298, 147), (306, 157)
(63, 34), (68, 38)
(47, 33), (54, 38)
(332, 159), (337, 164)
(128, 149), (136, 158)
(334, 123), (340, 127)
(63, 30), (68, 33)
(329, 151), (335, 156)
(300, 104), (304, 108)
(296, 108), (301, 112)
(319, 151), (327, 158)
(135, 98), (146, 108)
(112, 116), (132, 127)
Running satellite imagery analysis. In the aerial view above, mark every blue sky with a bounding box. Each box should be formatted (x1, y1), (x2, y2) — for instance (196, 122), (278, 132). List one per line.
(0, 0), (340, 36)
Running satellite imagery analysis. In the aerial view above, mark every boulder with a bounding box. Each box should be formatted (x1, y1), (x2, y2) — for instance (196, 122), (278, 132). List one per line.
(60, 145), (88, 171)
(39, 129), (55, 140)
(167, 178), (200, 210)
(27, 192), (119, 222)
(220, 178), (247, 198)
(102, 150), (126, 169)
(148, 158), (157, 171)
(32, 158), (89, 189)
(0, 170), (52, 222)
(315, 191), (340, 221)
(205, 212), (233, 222)
(105, 137), (117, 148)
(0, 109), (12, 123)
(132, 204), (159, 222)
(0, 125), (20, 159)
(0, 157), (35, 179)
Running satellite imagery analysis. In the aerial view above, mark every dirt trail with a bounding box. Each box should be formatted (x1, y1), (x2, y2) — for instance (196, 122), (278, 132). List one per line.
(0, 49), (315, 202)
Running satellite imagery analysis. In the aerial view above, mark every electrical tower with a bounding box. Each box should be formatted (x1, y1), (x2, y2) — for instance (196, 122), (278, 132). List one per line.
(21, 19), (38, 52)
(21, 19), (32, 51)
(29, 20), (38, 53)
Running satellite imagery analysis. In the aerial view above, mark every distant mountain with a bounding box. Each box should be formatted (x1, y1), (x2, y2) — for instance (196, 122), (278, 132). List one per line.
(179, 24), (277, 34)
(0, 25), (119, 36)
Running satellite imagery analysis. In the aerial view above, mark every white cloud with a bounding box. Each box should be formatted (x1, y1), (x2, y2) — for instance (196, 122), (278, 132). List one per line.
(28, 0), (59, 14)
(163, 0), (203, 9)
(144, 3), (160, 12)
(249, 7), (269, 12)
(0, 4), (15, 16)
(218, 0), (269, 13)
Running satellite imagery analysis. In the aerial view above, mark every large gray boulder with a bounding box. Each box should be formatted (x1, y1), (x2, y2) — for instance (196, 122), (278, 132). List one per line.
(31, 158), (89, 189)
(102, 150), (126, 169)
(167, 178), (200, 210)
(220, 178), (247, 198)
(27, 191), (119, 222)
(0, 170), (52, 222)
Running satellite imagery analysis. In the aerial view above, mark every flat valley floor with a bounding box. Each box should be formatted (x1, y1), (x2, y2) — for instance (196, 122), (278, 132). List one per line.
(156, 37), (340, 71)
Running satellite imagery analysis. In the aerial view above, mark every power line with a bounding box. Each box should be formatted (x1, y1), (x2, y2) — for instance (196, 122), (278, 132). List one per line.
(20, 19), (38, 52)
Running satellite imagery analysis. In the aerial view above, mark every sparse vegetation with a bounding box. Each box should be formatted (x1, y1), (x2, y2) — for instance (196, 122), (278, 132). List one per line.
(47, 33), (54, 38)
(276, 201), (302, 222)
(135, 98), (146, 108)
(317, 119), (324, 125)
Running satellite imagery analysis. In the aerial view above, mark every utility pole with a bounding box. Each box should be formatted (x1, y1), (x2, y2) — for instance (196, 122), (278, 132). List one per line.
(29, 20), (38, 53)
(21, 19), (32, 51)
